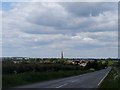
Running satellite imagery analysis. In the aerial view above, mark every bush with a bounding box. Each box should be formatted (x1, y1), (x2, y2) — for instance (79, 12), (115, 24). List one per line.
(2, 61), (83, 74)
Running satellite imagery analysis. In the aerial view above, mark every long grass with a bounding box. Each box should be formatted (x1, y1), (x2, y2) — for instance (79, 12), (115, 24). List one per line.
(99, 67), (120, 89)
(3, 69), (92, 89)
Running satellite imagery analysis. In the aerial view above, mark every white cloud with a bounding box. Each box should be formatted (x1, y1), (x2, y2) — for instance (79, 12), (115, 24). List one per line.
(2, 2), (118, 58)
(2, 0), (119, 2)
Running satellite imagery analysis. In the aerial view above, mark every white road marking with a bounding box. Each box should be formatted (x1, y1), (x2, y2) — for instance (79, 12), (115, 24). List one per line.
(98, 69), (110, 86)
(55, 83), (68, 88)
(71, 80), (78, 82)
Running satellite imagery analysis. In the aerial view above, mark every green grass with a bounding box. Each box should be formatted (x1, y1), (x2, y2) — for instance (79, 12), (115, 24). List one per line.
(3, 69), (93, 89)
(99, 67), (120, 89)
(108, 60), (115, 66)
(101, 60), (114, 66)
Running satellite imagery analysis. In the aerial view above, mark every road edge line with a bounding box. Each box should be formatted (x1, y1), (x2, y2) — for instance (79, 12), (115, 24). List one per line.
(55, 83), (68, 88)
(97, 68), (111, 87)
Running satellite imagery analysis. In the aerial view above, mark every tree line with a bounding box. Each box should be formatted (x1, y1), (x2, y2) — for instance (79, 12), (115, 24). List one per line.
(2, 59), (109, 75)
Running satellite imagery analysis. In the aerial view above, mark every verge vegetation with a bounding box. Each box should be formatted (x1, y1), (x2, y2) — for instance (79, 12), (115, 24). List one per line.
(99, 61), (120, 89)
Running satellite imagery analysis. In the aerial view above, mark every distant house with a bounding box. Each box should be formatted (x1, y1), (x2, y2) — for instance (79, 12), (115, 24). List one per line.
(71, 60), (79, 65)
(71, 60), (88, 67)
(12, 60), (20, 64)
(79, 63), (87, 67)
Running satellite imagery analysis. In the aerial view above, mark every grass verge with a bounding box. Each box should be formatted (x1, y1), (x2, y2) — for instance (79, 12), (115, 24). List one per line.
(3, 69), (93, 89)
(99, 67), (120, 90)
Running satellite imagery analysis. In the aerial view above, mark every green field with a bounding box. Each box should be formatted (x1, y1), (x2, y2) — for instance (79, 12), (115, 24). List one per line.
(3, 69), (93, 88)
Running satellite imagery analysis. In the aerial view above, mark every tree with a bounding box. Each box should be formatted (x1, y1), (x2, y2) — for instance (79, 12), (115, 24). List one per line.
(85, 61), (91, 69)
(92, 60), (98, 70)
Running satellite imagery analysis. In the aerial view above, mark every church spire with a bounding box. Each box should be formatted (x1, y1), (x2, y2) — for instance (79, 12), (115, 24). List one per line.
(61, 51), (63, 59)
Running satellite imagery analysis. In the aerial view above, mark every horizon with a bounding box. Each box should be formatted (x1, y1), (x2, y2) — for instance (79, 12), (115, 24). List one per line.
(1, 56), (119, 59)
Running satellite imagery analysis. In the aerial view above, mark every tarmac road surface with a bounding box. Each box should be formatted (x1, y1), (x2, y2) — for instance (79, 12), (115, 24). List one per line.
(14, 67), (111, 88)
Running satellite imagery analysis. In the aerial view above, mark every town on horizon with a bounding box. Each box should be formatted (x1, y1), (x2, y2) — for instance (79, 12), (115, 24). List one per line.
(1, 51), (119, 60)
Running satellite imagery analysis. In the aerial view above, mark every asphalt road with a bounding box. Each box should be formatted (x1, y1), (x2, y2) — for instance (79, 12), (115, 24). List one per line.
(15, 67), (111, 88)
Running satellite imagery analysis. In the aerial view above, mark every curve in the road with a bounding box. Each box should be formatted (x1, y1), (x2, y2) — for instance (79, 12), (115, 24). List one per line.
(14, 67), (111, 88)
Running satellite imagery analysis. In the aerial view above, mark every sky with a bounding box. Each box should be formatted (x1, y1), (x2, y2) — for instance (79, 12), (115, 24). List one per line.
(1, 1), (118, 58)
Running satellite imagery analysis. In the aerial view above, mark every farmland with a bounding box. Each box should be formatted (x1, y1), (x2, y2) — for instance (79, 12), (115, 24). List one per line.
(2, 57), (117, 88)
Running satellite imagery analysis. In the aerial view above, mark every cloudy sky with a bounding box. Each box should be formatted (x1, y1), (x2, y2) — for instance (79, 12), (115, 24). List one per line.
(1, 1), (118, 58)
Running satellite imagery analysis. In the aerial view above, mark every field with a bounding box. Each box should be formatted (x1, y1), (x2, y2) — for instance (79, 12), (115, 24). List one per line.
(3, 69), (93, 88)
(2, 58), (116, 89)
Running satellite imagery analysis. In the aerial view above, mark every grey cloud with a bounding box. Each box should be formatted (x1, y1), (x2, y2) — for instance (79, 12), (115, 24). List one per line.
(60, 2), (117, 17)
(24, 2), (117, 33)
(2, 2), (118, 57)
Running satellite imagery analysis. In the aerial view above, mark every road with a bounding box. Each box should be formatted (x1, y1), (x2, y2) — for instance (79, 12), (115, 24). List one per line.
(15, 67), (111, 88)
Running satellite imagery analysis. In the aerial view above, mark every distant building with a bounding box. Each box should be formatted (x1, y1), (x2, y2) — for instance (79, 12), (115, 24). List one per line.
(79, 63), (87, 67)
(71, 60), (88, 67)
(61, 51), (64, 59)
